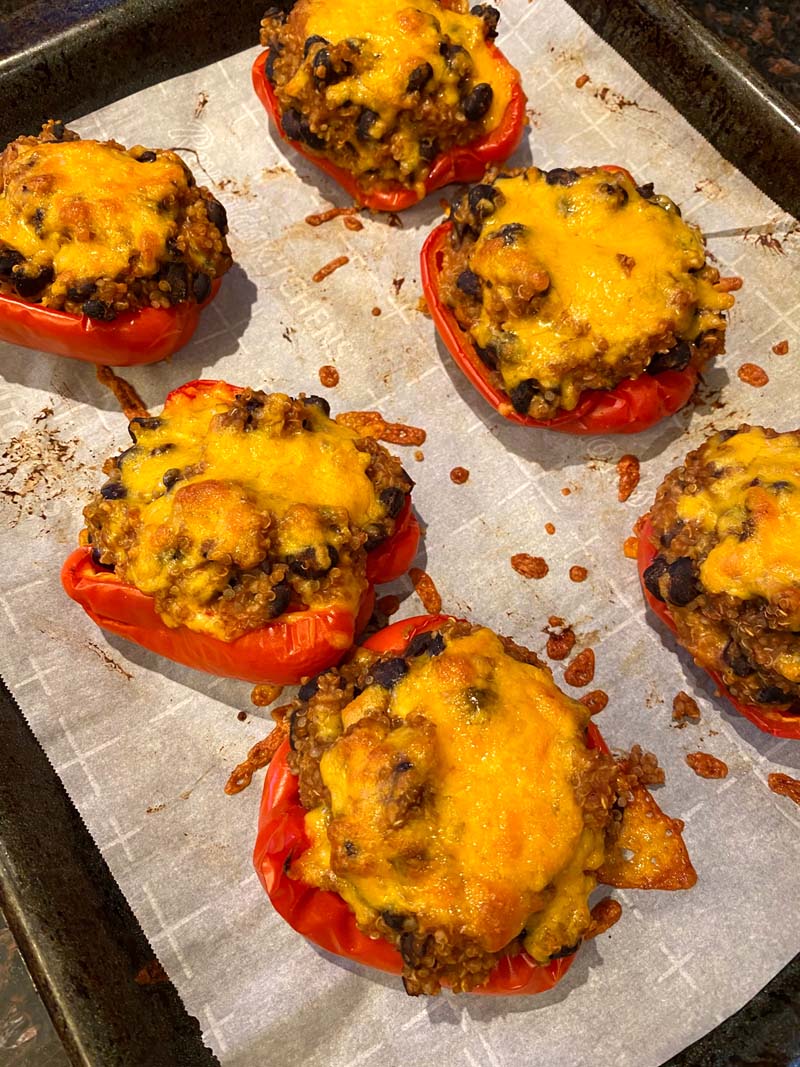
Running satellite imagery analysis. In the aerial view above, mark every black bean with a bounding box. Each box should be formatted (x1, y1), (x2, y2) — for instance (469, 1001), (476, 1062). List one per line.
(550, 941), (581, 960)
(406, 630), (446, 658)
(264, 44), (281, 84)
(646, 340), (692, 375)
(381, 911), (407, 931)
(192, 272), (212, 303)
(67, 280), (95, 302)
(509, 378), (539, 414)
(660, 520), (684, 548)
(772, 480), (792, 491)
(31, 207), (45, 235)
(456, 269), (482, 298)
(310, 46), (335, 85)
(0, 248), (23, 277)
(282, 108), (325, 150)
(304, 394), (331, 417)
(100, 481), (126, 500)
(475, 341), (498, 370)
(394, 759), (413, 774)
(205, 198), (228, 232)
(545, 168), (580, 187)
(756, 686), (794, 705)
(150, 443), (174, 456)
(268, 581), (292, 618)
(357, 108), (380, 141)
(297, 675), (320, 703)
(50, 121), (66, 141)
(399, 932), (419, 966)
(463, 82), (493, 122)
(642, 556), (668, 601)
(303, 34), (328, 57)
(406, 62), (433, 94)
(137, 150), (157, 163)
(468, 182), (498, 217)
(598, 181), (628, 207)
(419, 138), (438, 162)
(162, 468), (183, 490)
(263, 4), (289, 22)
(90, 547), (114, 570)
(470, 4), (500, 38)
(343, 839), (358, 857)
(82, 298), (114, 321)
(370, 657), (409, 689)
(439, 41), (468, 64)
(666, 557), (699, 606)
(635, 182), (655, 199)
(363, 525), (386, 552)
(128, 416), (162, 442)
(288, 546), (336, 579)
(722, 640), (753, 677)
(162, 262), (188, 302)
(492, 222), (526, 245)
(716, 428), (738, 443)
(380, 486), (406, 519)
(13, 266), (54, 298)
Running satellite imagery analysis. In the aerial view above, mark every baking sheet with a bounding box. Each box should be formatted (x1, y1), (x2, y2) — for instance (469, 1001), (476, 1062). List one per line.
(1, 2), (799, 1064)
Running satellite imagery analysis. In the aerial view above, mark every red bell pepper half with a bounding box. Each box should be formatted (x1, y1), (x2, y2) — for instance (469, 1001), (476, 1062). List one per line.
(420, 222), (700, 435)
(251, 48), (527, 212)
(61, 379), (420, 684)
(0, 279), (221, 367)
(637, 517), (800, 739)
(254, 613), (609, 994)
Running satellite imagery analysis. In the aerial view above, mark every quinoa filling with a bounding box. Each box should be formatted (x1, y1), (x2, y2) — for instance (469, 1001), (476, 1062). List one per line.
(644, 425), (800, 712)
(260, 0), (514, 193)
(287, 621), (670, 995)
(0, 121), (231, 320)
(83, 384), (413, 642)
(439, 166), (735, 419)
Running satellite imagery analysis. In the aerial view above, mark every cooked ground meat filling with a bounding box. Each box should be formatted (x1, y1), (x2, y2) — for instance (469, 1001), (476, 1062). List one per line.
(260, 0), (515, 193)
(440, 167), (734, 418)
(83, 383), (412, 642)
(645, 426), (800, 713)
(287, 622), (679, 995)
(0, 121), (231, 320)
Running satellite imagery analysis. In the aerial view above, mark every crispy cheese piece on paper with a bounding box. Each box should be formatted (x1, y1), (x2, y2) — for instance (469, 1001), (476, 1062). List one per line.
(599, 784), (697, 890)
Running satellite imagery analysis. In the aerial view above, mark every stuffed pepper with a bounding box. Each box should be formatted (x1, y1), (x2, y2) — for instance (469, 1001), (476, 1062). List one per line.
(254, 0), (525, 211)
(62, 380), (420, 684)
(0, 121), (231, 365)
(639, 425), (800, 738)
(255, 614), (696, 995)
(421, 166), (739, 434)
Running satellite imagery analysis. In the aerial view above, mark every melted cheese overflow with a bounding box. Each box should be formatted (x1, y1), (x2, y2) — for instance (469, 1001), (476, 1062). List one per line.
(0, 122), (231, 319)
(645, 426), (800, 712)
(83, 383), (412, 641)
(440, 167), (734, 418)
(288, 621), (695, 994)
(260, 0), (515, 192)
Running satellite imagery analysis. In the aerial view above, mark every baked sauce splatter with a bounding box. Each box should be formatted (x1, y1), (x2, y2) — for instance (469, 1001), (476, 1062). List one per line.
(737, 363), (769, 387)
(772, 340), (789, 355)
(305, 206), (359, 227)
(371, 306), (382, 316)
(337, 410), (426, 447)
(95, 365), (148, 419)
(410, 568), (442, 613)
(768, 772), (800, 806)
(312, 255), (349, 283)
(511, 553), (548, 579)
(623, 535), (638, 559)
(545, 522), (556, 535)
(672, 691), (701, 725)
(569, 565), (588, 582)
(318, 365), (340, 388)
(575, 73), (591, 89)
(545, 624), (576, 661)
(224, 711), (291, 795)
(580, 689), (609, 714)
(251, 683), (284, 707)
(617, 454), (640, 502)
(564, 648), (595, 688)
(450, 466), (469, 484)
(686, 752), (728, 779)
(585, 897), (622, 939)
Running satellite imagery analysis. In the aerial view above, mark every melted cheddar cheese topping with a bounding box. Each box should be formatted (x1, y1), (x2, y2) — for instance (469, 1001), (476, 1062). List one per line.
(460, 169), (732, 412)
(85, 384), (404, 640)
(0, 139), (185, 286)
(266, 0), (515, 191)
(677, 427), (800, 614)
(293, 627), (605, 962)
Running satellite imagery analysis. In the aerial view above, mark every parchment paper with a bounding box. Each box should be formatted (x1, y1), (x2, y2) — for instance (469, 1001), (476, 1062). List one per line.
(2, 2), (799, 1064)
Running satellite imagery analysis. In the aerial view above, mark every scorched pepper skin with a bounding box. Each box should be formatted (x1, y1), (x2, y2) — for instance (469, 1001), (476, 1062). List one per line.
(637, 517), (800, 739)
(251, 48), (527, 212)
(0, 279), (221, 366)
(61, 380), (420, 684)
(420, 222), (700, 435)
(253, 614), (610, 993)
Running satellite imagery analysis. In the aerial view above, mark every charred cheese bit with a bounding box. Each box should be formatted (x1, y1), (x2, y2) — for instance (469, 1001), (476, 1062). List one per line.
(0, 140), (184, 285)
(676, 428), (800, 613)
(451, 168), (732, 415)
(84, 384), (408, 640)
(294, 627), (605, 957)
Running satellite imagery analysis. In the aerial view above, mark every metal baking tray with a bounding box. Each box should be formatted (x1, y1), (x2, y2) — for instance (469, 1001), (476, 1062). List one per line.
(0, 1), (798, 1064)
